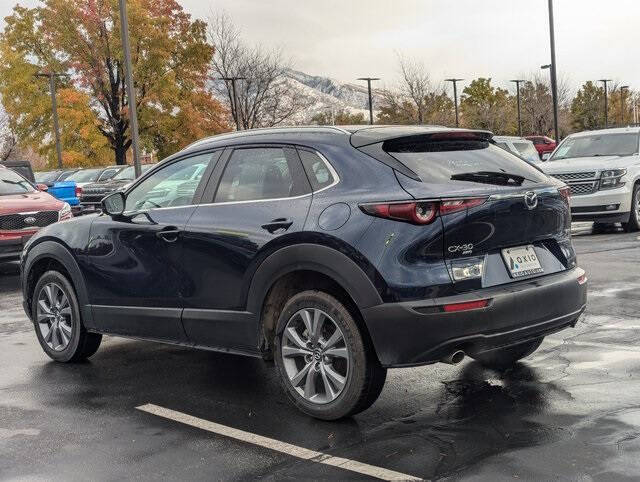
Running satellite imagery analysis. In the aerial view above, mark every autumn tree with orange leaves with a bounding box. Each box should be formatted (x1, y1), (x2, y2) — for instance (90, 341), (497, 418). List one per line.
(0, 0), (229, 168)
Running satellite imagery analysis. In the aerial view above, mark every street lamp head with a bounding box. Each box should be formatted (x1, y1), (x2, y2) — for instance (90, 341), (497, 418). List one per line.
(444, 78), (464, 82)
(541, 64), (551, 70)
(509, 79), (526, 83)
(597, 79), (613, 83)
(357, 77), (380, 81)
(621, 85), (629, 90)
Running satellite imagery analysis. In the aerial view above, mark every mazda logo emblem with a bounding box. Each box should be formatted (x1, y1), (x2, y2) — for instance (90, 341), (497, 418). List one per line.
(24, 216), (37, 225)
(524, 191), (538, 210)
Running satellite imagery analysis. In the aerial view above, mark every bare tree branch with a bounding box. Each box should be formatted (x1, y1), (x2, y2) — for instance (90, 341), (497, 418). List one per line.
(208, 13), (310, 129)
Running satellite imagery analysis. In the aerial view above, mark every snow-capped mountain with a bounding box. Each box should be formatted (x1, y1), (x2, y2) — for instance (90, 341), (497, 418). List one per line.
(285, 69), (384, 110)
(210, 69), (385, 123)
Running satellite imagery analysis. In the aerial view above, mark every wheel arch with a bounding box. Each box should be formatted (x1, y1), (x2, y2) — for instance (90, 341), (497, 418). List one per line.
(23, 240), (93, 328)
(247, 243), (383, 358)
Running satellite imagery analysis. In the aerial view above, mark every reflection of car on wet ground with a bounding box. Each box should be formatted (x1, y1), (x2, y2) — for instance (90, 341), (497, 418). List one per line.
(79, 164), (155, 213)
(493, 136), (541, 164)
(541, 127), (640, 231)
(20, 125), (587, 420)
(0, 166), (71, 261)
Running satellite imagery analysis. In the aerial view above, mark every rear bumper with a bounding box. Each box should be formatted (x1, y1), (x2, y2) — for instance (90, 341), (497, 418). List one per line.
(361, 267), (587, 367)
(0, 235), (33, 262)
(572, 212), (630, 223)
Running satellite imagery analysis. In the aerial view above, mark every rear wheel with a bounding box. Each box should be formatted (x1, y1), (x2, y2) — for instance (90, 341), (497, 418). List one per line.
(472, 337), (543, 370)
(32, 270), (102, 362)
(622, 184), (640, 232)
(274, 291), (386, 420)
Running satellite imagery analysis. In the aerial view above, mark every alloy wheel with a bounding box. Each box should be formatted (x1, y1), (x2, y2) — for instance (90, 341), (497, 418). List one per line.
(36, 282), (73, 351)
(281, 308), (350, 404)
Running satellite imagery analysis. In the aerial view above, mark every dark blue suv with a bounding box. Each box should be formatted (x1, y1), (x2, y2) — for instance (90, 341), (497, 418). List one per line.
(21, 126), (587, 419)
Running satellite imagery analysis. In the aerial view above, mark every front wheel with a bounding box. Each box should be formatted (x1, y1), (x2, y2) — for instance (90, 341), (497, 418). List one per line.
(274, 291), (386, 420)
(472, 337), (543, 370)
(623, 184), (640, 232)
(32, 270), (102, 362)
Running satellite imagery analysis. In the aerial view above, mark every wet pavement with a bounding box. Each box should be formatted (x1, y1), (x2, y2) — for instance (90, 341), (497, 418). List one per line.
(1, 223), (640, 480)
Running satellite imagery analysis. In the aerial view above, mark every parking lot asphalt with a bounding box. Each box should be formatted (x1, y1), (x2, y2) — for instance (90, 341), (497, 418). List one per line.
(2, 223), (640, 481)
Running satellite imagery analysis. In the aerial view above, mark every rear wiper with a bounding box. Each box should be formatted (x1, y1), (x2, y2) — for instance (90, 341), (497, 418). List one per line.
(450, 171), (526, 186)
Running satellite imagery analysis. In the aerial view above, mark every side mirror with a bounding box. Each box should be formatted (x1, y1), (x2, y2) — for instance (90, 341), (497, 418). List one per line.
(35, 183), (48, 192)
(101, 191), (125, 216)
(541, 153), (551, 161)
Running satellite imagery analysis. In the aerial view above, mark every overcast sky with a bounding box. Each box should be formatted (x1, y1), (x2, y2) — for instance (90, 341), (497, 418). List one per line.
(2, 0), (639, 94)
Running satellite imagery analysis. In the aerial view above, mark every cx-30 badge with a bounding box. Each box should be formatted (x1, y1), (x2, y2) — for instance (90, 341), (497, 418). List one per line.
(524, 191), (538, 210)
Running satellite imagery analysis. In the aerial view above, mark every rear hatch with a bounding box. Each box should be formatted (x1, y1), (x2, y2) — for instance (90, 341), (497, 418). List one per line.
(358, 130), (573, 292)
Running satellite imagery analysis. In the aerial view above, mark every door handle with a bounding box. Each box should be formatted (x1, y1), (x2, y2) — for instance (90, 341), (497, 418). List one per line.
(261, 218), (293, 233)
(156, 227), (181, 243)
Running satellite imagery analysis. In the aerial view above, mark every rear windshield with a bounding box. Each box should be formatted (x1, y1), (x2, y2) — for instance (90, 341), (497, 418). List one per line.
(384, 138), (548, 185)
(550, 133), (639, 160)
(513, 142), (539, 160)
(0, 169), (35, 195)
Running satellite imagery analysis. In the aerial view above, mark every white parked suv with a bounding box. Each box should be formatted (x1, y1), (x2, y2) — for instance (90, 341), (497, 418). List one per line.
(541, 127), (640, 231)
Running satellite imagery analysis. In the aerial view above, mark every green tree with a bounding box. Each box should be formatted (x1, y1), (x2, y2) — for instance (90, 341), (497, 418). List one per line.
(0, 0), (229, 166)
(571, 81), (604, 131)
(460, 78), (516, 134)
(310, 109), (366, 125)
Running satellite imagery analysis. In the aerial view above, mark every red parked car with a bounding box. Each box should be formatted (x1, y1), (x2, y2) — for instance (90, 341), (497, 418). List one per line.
(0, 165), (71, 262)
(526, 135), (556, 159)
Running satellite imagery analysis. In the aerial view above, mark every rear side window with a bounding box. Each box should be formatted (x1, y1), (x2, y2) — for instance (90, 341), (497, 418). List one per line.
(384, 137), (547, 185)
(298, 149), (335, 191)
(215, 147), (308, 203)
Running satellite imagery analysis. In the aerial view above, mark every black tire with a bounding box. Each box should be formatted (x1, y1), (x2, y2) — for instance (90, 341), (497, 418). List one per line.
(622, 184), (640, 232)
(274, 290), (386, 420)
(32, 270), (102, 362)
(472, 337), (543, 370)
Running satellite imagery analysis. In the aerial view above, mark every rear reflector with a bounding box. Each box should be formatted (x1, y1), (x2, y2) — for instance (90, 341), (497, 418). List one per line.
(442, 299), (490, 312)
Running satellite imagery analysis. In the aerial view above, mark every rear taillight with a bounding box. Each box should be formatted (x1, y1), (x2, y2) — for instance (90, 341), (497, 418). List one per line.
(360, 197), (486, 225)
(75, 186), (82, 197)
(558, 186), (570, 204)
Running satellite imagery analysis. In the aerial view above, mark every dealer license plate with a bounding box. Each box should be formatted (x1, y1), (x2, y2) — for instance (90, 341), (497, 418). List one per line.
(501, 245), (543, 278)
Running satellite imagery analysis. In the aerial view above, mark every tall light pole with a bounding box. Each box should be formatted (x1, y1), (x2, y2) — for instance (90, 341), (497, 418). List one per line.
(445, 78), (464, 127)
(219, 77), (246, 130)
(547, 0), (560, 142)
(357, 77), (380, 125)
(620, 85), (629, 125)
(598, 79), (613, 128)
(34, 72), (66, 169)
(510, 79), (525, 136)
(119, 0), (141, 177)
(540, 64), (556, 139)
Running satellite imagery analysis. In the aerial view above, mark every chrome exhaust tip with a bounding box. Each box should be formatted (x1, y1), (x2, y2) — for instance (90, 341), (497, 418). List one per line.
(441, 350), (465, 365)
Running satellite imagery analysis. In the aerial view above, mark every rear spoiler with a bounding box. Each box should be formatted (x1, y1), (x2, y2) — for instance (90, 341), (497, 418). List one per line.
(353, 129), (494, 182)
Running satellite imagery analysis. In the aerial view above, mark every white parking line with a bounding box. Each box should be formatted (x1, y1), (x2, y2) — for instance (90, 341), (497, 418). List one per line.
(136, 403), (421, 481)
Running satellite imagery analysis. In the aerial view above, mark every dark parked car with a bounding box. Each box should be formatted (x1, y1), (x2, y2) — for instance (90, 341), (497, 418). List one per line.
(35, 169), (80, 184)
(21, 126), (587, 420)
(79, 164), (155, 213)
(3, 159), (36, 183)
